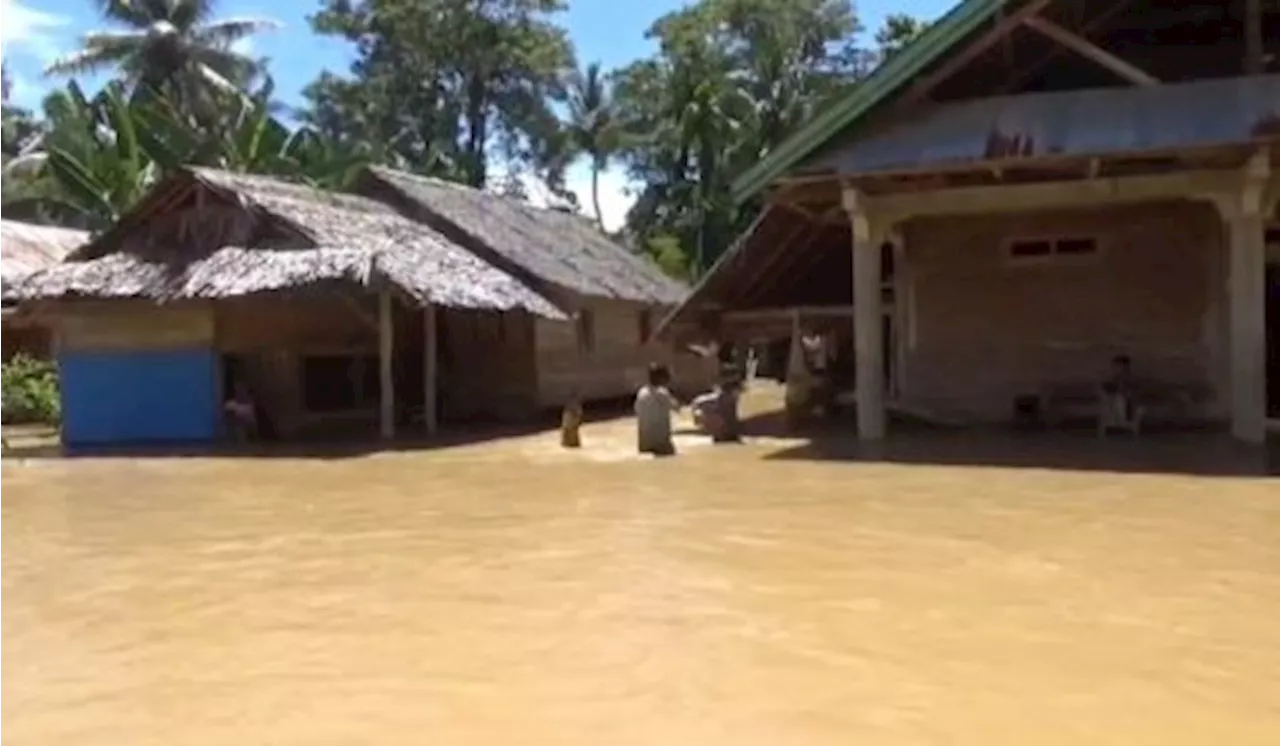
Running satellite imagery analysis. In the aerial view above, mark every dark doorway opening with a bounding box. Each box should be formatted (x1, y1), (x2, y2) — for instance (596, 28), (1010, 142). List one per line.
(1266, 258), (1279, 419)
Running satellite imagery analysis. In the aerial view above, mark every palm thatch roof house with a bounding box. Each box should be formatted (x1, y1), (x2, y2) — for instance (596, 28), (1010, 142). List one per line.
(11, 167), (704, 447)
(1, 220), (88, 360)
(661, 0), (1280, 443)
(354, 167), (696, 406)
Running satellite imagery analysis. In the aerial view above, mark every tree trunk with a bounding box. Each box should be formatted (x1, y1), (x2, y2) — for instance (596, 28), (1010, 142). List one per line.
(590, 160), (603, 229)
(464, 74), (488, 188)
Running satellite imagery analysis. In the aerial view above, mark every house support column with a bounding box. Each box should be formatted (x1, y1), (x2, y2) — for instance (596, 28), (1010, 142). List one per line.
(423, 303), (439, 435)
(844, 187), (888, 441)
(1215, 152), (1270, 444)
(379, 290), (395, 440)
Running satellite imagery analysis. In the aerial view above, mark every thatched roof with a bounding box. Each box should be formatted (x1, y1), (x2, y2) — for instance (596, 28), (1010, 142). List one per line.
(1, 220), (88, 291)
(361, 167), (688, 306)
(10, 168), (565, 319)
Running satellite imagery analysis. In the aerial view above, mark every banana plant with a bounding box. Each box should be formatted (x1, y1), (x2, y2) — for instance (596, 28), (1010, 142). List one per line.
(3, 81), (159, 229)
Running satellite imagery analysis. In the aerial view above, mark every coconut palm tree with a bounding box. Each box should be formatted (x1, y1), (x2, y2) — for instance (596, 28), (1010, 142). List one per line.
(45, 0), (278, 119)
(565, 62), (619, 229)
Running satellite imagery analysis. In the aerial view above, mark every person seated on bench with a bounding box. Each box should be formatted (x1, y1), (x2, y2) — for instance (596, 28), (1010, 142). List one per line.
(1098, 354), (1143, 435)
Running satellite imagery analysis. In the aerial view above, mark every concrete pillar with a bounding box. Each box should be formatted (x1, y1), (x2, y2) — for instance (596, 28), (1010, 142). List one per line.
(1217, 152), (1270, 444)
(844, 187), (887, 440)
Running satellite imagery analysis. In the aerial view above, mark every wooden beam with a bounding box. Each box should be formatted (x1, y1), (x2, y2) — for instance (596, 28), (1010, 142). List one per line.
(999, 0), (1136, 94)
(733, 220), (818, 306)
(742, 224), (848, 309)
(870, 168), (1245, 222)
(378, 290), (395, 440)
(723, 306), (855, 323)
(423, 303), (439, 435)
(895, 0), (1053, 109)
(1021, 15), (1160, 86)
(1245, 0), (1264, 75)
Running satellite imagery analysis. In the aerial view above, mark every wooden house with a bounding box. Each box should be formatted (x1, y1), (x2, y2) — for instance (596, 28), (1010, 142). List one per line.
(355, 167), (707, 407)
(660, 0), (1280, 443)
(10, 167), (705, 447)
(1, 220), (88, 360)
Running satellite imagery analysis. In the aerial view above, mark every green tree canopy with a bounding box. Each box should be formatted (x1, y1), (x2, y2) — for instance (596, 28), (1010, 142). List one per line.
(304, 0), (575, 191)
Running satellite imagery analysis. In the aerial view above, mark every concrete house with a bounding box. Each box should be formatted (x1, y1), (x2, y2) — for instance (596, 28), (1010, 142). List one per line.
(661, 0), (1280, 443)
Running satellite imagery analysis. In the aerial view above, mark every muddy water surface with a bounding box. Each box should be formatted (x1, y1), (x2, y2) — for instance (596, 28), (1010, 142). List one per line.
(4, 410), (1280, 745)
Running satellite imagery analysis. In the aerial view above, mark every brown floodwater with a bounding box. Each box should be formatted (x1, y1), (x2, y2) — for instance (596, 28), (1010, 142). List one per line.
(4, 400), (1280, 745)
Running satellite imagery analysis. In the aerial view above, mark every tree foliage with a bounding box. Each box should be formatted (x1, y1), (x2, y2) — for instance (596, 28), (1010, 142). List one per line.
(44, 0), (278, 122)
(3, 0), (929, 282)
(304, 0), (574, 191)
(610, 0), (871, 272)
(565, 61), (620, 228)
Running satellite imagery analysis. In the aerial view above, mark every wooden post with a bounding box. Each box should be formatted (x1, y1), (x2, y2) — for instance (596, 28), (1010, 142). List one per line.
(783, 309), (809, 423)
(1245, 0), (1263, 75)
(1217, 151), (1269, 444)
(844, 187), (886, 441)
(423, 303), (438, 435)
(379, 290), (395, 440)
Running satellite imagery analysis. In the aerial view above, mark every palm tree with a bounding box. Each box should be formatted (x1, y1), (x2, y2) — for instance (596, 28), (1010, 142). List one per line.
(44, 1), (278, 118)
(565, 62), (619, 229)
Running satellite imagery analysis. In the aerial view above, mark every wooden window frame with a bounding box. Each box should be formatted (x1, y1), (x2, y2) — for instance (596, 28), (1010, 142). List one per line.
(1003, 234), (1103, 266)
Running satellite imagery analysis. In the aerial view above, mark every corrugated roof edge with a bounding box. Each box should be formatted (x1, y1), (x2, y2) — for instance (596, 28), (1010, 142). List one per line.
(730, 0), (1005, 204)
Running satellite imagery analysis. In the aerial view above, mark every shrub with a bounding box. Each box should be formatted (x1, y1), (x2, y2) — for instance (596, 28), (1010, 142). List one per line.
(1, 355), (60, 425)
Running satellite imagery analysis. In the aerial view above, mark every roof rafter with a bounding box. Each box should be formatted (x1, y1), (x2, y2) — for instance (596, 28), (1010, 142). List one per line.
(1021, 15), (1160, 87)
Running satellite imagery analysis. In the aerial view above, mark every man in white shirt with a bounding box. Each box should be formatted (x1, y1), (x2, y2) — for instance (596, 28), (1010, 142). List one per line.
(635, 363), (680, 456)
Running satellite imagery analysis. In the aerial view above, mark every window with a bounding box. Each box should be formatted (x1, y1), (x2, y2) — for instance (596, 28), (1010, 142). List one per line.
(637, 309), (653, 343)
(1006, 235), (1099, 263)
(1054, 237), (1098, 256)
(576, 309), (596, 353)
(302, 355), (380, 412)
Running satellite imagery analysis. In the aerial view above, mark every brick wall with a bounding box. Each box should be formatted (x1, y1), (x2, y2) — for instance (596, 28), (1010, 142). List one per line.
(897, 200), (1226, 422)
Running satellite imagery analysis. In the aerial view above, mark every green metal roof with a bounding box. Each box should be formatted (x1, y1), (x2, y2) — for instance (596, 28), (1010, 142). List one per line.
(731, 0), (1008, 203)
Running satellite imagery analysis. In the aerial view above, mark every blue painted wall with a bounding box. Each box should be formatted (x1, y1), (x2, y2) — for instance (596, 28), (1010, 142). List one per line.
(59, 348), (219, 446)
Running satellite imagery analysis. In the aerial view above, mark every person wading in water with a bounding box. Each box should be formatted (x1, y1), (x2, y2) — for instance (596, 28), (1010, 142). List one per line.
(635, 363), (680, 456)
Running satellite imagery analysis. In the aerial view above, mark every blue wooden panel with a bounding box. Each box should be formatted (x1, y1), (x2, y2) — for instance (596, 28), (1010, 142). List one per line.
(59, 348), (218, 446)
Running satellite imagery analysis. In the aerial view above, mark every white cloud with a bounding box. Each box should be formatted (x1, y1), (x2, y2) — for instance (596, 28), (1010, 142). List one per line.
(230, 37), (253, 56)
(5, 67), (35, 102)
(0, 0), (71, 63)
(517, 159), (635, 232)
(562, 160), (635, 232)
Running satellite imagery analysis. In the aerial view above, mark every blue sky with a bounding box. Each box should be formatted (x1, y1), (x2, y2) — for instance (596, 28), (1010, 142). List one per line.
(1, 0), (951, 227)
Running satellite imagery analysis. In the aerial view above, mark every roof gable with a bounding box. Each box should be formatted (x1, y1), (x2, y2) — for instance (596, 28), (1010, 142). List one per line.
(361, 166), (688, 306)
(731, 0), (1007, 202)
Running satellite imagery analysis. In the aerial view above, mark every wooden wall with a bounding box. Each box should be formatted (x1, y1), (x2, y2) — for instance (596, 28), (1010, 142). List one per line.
(1, 324), (52, 361)
(898, 200), (1226, 422)
(534, 299), (715, 407)
(214, 295), (379, 437)
(59, 301), (214, 351)
(437, 308), (539, 420)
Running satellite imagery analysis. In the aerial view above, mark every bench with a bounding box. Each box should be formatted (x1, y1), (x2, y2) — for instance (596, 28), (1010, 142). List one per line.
(1041, 379), (1210, 435)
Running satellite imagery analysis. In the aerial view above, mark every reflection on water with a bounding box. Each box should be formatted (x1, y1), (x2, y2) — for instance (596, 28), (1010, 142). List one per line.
(4, 415), (1280, 745)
